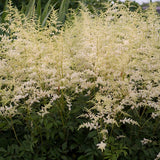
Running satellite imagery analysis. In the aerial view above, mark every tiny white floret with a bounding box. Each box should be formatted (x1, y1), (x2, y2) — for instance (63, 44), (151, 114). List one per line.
(97, 141), (106, 152)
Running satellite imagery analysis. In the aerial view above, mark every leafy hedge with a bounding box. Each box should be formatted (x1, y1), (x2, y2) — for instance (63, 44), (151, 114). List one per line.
(0, 1), (160, 160)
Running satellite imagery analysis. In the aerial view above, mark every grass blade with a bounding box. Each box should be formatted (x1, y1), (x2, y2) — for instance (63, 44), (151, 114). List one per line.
(21, 1), (26, 13)
(41, 0), (57, 27)
(37, 0), (41, 19)
(58, 0), (70, 23)
(41, 7), (53, 27)
(25, 0), (35, 17)
(41, 0), (52, 24)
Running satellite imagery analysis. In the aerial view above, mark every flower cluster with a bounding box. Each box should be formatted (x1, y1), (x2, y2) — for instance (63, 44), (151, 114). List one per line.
(141, 138), (152, 145)
(155, 152), (160, 160)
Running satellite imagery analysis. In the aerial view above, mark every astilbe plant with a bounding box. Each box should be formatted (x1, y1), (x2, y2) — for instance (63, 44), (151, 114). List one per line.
(0, 1), (160, 160)
(78, 4), (160, 160)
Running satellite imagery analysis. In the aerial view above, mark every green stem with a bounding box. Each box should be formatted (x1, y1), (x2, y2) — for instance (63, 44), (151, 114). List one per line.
(140, 106), (147, 120)
(9, 117), (21, 145)
(141, 117), (152, 128)
(59, 105), (65, 127)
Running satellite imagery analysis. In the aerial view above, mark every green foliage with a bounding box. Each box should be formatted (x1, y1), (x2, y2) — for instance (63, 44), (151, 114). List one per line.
(0, 0), (55, 26)
(0, 0), (142, 25)
(24, 0), (54, 26)
(40, 0), (53, 26)
(0, 93), (102, 159)
(25, 0), (35, 17)
(0, 0), (8, 23)
(58, 0), (70, 23)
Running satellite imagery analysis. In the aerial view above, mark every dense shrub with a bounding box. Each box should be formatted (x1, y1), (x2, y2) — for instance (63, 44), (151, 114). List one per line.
(0, 1), (160, 160)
